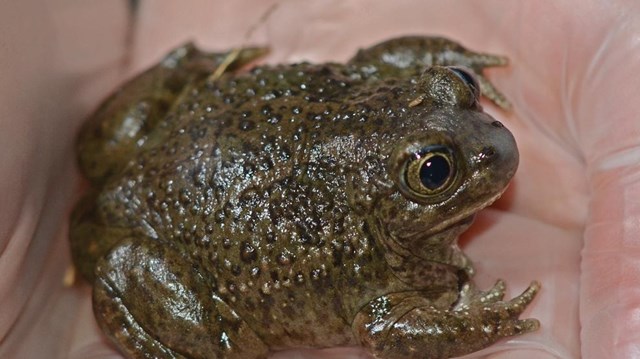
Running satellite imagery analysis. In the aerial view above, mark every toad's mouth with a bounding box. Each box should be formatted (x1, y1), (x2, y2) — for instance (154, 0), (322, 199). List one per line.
(402, 214), (475, 244)
(400, 185), (508, 242)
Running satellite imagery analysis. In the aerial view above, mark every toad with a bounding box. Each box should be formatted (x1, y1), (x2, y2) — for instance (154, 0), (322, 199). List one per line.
(70, 36), (539, 359)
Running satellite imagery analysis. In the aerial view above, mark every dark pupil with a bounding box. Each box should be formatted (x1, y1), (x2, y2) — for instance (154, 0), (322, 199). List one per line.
(419, 155), (451, 190)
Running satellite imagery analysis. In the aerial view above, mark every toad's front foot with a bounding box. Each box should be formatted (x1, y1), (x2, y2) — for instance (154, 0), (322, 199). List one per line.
(353, 281), (540, 359)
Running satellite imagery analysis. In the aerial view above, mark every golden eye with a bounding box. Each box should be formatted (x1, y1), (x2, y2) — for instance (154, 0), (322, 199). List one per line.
(404, 146), (455, 197)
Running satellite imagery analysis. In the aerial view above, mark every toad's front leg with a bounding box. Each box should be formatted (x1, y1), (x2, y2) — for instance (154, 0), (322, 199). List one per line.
(93, 237), (269, 359)
(353, 281), (540, 359)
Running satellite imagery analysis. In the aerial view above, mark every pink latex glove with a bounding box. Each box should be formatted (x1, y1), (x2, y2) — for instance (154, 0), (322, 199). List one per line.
(1, 1), (638, 358)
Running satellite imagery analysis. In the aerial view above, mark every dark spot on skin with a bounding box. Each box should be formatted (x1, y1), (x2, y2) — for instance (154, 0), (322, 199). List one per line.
(343, 244), (355, 260)
(265, 231), (276, 243)
(231, 264), (242, 276)
(318, 66), (332, 76)
(179, 188), (192, 205)
(227, 280), (236, 292)
(491, 120), (504, 128)
(299, 232), (314, 245)
(261, 104), (272, 115)
(304, 95), (318, 102)
(270, 270), (279, 282)
(188, 126), (208, 141)
(278, 147), (291, 161)
(240, 242), (258, 263)
(244, 297), (256, 311)
(276, 251), (293, 266)
(267, 114), (282, 124)
(239, 120), (255, 131)
(269, 89), (283, 99)
(258, 158), (274, 171)
(332, 244), (343, 266)
(310, 268), (321, 280)
(213, 209), (225, 224)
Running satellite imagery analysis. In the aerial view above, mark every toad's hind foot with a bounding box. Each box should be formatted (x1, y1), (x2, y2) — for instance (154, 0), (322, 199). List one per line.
(477, 75), (511, 110)
(348, 36), (512, 109)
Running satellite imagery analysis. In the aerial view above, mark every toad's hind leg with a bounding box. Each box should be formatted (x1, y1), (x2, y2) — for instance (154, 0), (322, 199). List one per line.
(77, 44), (268, 184)
(349, 36), (511, 109)
(93, 238), (269, 359)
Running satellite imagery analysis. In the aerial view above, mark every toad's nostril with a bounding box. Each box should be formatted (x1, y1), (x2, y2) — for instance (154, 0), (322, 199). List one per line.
(481, 146), (496, 158)
(491, 121), (504, 128)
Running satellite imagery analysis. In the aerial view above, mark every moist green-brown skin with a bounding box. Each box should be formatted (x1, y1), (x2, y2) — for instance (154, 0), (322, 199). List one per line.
(70, 36), (540, 359)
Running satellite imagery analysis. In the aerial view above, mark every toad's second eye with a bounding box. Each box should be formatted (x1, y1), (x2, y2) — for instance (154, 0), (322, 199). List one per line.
(449, 67), (480, 99)
(403, 146), (456, 198)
